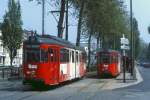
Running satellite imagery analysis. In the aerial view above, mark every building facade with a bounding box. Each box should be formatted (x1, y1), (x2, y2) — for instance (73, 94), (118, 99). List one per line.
(0, 30), (33, 67)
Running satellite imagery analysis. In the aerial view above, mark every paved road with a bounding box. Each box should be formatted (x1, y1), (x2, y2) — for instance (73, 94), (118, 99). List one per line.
(0, 66), (149, 100)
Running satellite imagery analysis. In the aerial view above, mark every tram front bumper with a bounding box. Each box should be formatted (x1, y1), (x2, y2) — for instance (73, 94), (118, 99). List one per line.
(23, 78), (45, 85)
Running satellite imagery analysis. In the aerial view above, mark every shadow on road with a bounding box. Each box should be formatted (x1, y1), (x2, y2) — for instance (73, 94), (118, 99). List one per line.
(86, 71), (115, 79)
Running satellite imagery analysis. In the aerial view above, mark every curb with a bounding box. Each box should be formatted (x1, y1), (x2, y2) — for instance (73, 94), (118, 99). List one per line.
(103, 66), (143, 90)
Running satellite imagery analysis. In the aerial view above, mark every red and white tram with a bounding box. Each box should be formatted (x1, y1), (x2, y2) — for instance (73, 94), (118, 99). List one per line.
(96, 49), (121, 77)
(23, 35), (86, 86)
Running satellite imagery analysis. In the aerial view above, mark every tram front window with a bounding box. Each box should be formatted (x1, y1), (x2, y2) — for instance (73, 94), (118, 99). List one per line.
(99, 54), (111, 64)
(41, 49), (48, 62)
(25, 48), (40, 63)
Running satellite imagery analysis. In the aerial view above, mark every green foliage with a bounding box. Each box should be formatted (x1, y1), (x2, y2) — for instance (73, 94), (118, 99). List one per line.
(0, 0), (23, 65)
(138, 39), (148, 60)
(71, 0), (131, 50)
(132, 18), (140, 59)
(148, 25), (150, 34)
(147, 43), (150, 60)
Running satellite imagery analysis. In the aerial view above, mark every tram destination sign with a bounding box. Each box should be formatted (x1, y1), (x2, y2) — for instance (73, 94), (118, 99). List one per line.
(26, 45), (39, 48)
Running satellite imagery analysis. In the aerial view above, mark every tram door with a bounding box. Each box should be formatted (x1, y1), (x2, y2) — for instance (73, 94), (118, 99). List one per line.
(70, 50), (76, 79)
(75, 51), (80, 78)
(49, 48), (59, 84)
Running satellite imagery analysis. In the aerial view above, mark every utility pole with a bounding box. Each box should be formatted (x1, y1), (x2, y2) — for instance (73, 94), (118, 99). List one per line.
(65, 0), (68, 41)
(51, 0), (68, 40)
(42, 0), (45, 36)
(130, 0), (135, 78)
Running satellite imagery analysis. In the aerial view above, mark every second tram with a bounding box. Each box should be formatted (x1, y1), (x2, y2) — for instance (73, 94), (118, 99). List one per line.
(96, 49), (121, 77)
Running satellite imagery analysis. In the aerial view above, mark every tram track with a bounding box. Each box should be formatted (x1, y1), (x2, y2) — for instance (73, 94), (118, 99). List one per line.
(85, 80), (109, 100)
(0, 82), (42, 100)
(17, 92), (42, 100)
(0, 89), (41, 100)
(17, 79), (95, 100)
(62, 78), (109, 100)
(61, 79), (97, 100)
(0, 77), (111, 100)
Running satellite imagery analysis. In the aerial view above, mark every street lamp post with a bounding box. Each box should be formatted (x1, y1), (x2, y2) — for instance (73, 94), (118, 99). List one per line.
(130, 0), (135, 79)
(42, 0), (45, 36)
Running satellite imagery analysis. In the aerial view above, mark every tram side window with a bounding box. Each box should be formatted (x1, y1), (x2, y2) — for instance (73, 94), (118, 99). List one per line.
(112, 55), (118, 63)
(72, 51), (74, 63)
(60, 49), (69, 63)
(60, 49), (64, 62)
(76, 52), (78, 63)
(41, 49), (48, 62)
(80, 53), (82, 62)
(66, 50), (69, 62)
(81, 52), (86, 62)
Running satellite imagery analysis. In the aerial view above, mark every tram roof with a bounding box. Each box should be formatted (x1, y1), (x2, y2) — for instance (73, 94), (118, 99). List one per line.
(24, 35), (85, 51)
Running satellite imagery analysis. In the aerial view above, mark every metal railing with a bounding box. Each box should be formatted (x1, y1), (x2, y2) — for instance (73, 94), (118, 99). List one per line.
(0, 66), (22, 80)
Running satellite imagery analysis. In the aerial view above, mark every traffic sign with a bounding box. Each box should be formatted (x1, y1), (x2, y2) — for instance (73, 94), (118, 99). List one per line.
(121, 44), (130, 50)
(120, 34), (130, 50)
(120, 38), (129, 45)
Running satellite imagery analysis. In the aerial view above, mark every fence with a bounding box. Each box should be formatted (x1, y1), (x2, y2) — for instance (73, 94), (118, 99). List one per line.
(0, 66), (22, 80)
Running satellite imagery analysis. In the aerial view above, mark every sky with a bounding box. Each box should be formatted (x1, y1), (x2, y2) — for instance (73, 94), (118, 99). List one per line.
(125, 0), (150, 43)
(0, 0), (150, 43)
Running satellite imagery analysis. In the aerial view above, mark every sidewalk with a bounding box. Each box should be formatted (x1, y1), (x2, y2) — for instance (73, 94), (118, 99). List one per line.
(102, 66), (143, 90)
(0, 66), (143, 91)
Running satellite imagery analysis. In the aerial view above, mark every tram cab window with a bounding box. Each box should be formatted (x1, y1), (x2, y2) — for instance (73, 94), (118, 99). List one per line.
(99, 53), (111, 64)
(49, 48), (53, 54)
(25, 48), (40, 62)
(49, 48), (54, 62)
(41, 49), (48, 62)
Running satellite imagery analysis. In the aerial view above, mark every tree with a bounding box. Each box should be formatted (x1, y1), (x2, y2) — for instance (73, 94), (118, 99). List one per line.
(71, 0), (131, 69)
(75, 0), (85, 46)
(76, 0), (129, 49)
(29, 0), (67, 39)
(147, 43), (150, 61)
(132, 18), (141, 59)
(0, 0), (23, 66)
(138, 39), (148, 60)
(148, 25), (150, 34)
